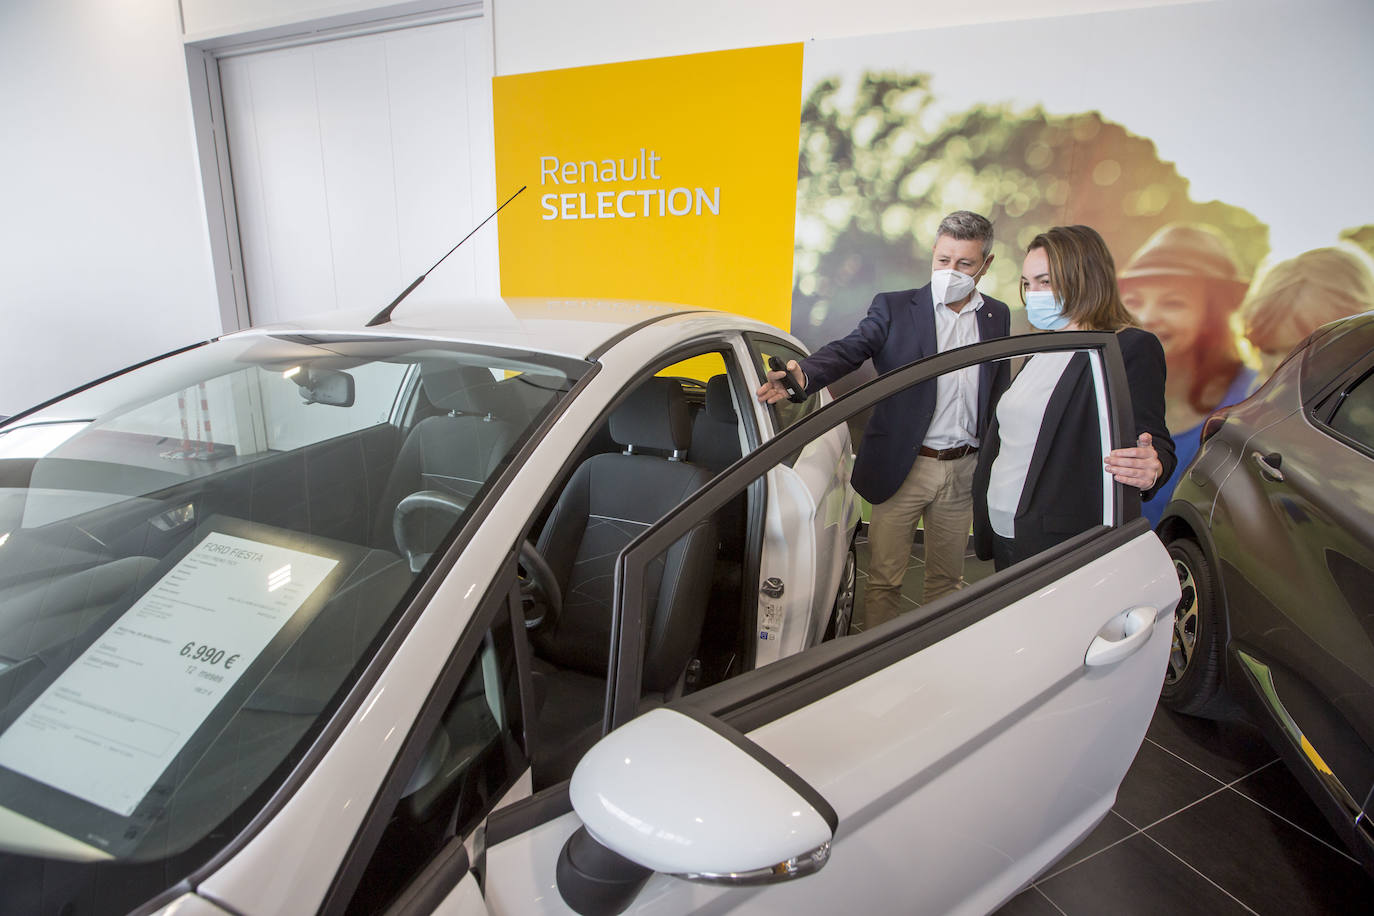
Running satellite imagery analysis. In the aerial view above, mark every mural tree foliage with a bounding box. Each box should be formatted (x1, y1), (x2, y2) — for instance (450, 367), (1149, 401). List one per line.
(793, 73), (1269, 350)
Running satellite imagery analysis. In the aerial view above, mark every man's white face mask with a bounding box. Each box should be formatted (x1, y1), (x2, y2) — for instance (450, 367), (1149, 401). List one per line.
(930, 257), (986, 307)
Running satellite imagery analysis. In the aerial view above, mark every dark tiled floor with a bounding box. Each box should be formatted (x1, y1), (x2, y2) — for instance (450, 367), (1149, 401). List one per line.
(852, 530), (1374, 915)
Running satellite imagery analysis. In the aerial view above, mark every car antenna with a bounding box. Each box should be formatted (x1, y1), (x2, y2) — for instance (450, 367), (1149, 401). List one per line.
(365, 184), (526, 327)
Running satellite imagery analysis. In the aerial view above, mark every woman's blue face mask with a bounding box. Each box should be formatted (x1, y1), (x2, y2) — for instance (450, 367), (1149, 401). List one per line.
(1025, 289), (1071, 330)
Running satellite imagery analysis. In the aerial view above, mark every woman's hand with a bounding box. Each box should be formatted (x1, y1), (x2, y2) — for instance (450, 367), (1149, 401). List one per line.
(1104, 432), (1163, 491)
(755, 359), (807, 404)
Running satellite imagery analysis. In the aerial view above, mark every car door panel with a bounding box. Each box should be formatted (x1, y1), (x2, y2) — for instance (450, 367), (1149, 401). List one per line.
(732, 528), (1174, 916)
(1216, 406), (1374, 811)
(767, 425), (860, 653)
(482, 526), (1174, 915)
(482, 333), (1177, 914)
(744, 335), (861, 658)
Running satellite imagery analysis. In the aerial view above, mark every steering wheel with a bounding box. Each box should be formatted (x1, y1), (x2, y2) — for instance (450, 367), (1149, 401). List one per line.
(393, 489), (561, 627)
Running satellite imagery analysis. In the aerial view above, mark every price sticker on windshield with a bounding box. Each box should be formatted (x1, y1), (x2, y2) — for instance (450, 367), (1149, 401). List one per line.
(0, 532), (338, 816)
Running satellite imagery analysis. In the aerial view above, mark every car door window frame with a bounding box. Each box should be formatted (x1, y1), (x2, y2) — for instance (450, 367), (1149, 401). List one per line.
(1311, 356), (1374, 460)
(322, 551), (532, 916)
(744, 332), (823, 439)
(607, 331), (1139, 731)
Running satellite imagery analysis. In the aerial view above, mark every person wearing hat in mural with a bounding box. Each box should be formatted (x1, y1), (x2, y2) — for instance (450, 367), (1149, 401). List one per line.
(1118, 223), (1256, 527)
(756, 211), (1011, 627)
(973, 224), (1173, 570)
(1243, 246), (1374, 383)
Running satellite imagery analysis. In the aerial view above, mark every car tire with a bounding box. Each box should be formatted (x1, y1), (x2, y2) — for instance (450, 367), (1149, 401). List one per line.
(1160, 537), (1227, 717)
(824, 544), (857, 640)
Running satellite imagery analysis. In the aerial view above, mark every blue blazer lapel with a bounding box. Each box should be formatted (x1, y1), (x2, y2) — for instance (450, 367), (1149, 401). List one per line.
(910, 287), (936, 360)
(975, 301), (999, 422)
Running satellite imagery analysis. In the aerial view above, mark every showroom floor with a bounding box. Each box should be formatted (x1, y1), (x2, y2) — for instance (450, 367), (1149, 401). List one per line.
(851, 535), (1374, 915)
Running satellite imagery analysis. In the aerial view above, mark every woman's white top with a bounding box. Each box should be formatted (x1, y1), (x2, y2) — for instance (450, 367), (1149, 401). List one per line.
(988, 351), (1075, 538)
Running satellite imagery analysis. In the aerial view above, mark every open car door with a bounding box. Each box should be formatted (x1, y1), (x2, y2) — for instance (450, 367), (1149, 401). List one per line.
(484, 331), (1180, 916)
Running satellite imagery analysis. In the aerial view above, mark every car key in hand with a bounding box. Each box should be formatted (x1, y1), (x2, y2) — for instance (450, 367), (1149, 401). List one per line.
(768, 356), (808, 404)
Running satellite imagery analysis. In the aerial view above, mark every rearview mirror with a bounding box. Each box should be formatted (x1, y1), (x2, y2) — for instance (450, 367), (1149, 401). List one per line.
(557, 708), (836, 914)
(293, 367), (355, 407)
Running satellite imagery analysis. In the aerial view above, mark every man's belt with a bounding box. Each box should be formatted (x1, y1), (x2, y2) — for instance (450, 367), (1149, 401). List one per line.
(919, 444), (978, 460)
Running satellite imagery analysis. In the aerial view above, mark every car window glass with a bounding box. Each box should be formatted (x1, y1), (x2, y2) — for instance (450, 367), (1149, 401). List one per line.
(748, 337), (819, 433)
(606, 342), (1125, 727)
(0, 336), (584, 910)
(1302, 321), (1374, 402)
(1328, 368), (1374, 450)
(520, 349), (754, 788)
(346, 615), (525, 915)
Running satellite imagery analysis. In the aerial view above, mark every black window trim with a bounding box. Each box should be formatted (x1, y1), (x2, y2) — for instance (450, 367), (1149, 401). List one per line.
(608, 330), (1136, 731)
(1311, 357), (1374, 460)
(320, 548), (528, 916)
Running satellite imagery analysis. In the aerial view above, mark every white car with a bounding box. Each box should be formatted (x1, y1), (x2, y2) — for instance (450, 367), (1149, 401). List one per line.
(0, 299), (1177, 916)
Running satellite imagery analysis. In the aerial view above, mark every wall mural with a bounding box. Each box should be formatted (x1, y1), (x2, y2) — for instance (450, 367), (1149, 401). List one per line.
(494, 0), (1373, 515)
(788, 0), (1372, 516)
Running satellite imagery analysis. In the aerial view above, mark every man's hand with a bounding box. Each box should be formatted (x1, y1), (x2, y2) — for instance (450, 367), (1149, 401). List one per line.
(756, 360), (807, 404)
(1104, 432), (1163, 491)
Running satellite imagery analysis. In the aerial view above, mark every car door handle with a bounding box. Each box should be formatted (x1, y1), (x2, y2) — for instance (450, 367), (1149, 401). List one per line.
(1252, 450), (1284, 482)
(1085, 606), (1158, 667)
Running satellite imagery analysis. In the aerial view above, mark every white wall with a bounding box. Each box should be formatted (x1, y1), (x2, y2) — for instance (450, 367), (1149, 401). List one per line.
(0, 0), (220, 416)
(489, 0), (1198, 75)
(0, 0), (1258, 417)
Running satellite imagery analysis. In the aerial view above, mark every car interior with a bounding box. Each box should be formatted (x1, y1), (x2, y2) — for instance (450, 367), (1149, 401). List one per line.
(0, 339), (770, 869)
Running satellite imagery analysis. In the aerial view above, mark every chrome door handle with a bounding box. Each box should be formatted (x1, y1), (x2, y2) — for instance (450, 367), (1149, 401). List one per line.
(1252, 450), (1284, 482)
(1085, 606), (1157, 667)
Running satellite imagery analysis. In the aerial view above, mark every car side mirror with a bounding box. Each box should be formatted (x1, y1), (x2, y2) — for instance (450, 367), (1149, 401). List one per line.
(557, 708), (836, 915)
(293, 367), (355, 407)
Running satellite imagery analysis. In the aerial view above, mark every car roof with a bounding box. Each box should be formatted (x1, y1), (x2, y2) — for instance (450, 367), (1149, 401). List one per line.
(228, 297), (714, 360)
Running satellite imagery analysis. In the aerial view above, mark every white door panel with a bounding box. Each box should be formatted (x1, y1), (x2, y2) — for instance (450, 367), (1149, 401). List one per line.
(786, 406), (860, 646)
(739, 530), (1174, 914)
(436, 872), (494, 915)
(755, 465), (819, 665)
(484, 812), (579, 914)
(218, 18), (496, 327)
(486, 530), (1176, 915)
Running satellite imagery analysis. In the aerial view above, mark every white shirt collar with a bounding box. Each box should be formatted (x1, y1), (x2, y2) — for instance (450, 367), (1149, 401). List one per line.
(933, 289), (984, 320)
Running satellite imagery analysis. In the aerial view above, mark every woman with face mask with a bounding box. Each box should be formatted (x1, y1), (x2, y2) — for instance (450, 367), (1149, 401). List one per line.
(972, 225), (1175, 571)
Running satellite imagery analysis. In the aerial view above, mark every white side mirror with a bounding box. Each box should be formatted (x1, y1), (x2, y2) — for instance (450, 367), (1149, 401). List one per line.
(557, 708), (836, 914)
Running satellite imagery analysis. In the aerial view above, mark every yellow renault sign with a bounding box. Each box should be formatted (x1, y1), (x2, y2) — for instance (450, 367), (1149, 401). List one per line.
(494, 43), (803, 331)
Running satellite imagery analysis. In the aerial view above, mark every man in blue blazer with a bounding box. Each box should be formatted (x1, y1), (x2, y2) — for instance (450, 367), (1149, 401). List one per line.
(759, 211), (1010, 626)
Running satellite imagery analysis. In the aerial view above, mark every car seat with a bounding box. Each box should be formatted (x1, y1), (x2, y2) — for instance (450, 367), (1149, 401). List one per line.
(529, 377), (717, 783)
(373, 363), (529, 552)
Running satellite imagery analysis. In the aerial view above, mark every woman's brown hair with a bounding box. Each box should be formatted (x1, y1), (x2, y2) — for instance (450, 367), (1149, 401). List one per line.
(1023, 225), (1138, 332)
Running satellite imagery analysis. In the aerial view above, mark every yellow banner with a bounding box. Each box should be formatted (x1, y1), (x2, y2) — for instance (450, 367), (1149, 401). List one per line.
(494, 43), (803, 331)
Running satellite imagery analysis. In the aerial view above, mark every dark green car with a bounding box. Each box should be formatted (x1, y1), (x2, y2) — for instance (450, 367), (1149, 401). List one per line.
(1157, 310), (1374, 874)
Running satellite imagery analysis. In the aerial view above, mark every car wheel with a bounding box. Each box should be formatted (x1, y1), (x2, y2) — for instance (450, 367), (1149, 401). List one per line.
(824, 544), (857, 640)
(1160, 537), (1227, 717)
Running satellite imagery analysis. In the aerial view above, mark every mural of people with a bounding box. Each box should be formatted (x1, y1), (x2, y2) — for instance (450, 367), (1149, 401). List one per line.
(1242, 246), (1374, 383)
(1118, 223), (1256, 527)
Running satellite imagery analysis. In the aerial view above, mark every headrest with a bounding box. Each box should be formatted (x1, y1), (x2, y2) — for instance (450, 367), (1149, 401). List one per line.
(704, 375), (736, 423)
(420, 363), (522, 417)
(609, 378), (692, 452)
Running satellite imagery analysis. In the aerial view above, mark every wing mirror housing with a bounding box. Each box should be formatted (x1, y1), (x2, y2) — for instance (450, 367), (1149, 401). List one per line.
(292, 367), (355, 407)
(557, 708), (836, 915)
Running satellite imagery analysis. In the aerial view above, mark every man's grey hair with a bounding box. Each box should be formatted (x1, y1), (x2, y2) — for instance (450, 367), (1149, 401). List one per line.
(936, 210), (994, 259)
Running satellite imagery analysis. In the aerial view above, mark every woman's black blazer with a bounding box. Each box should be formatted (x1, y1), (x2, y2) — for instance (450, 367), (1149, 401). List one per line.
(972, 327), (1176, 562)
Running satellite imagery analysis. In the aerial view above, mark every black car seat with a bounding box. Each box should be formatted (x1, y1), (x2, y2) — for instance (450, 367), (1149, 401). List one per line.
(373, 363), (529, 552)
(689, 374), (749, 681)
(529, 377), (717, 782)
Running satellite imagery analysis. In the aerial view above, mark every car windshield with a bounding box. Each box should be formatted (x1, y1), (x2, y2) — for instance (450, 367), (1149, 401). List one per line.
(0, 333), (585, 882)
